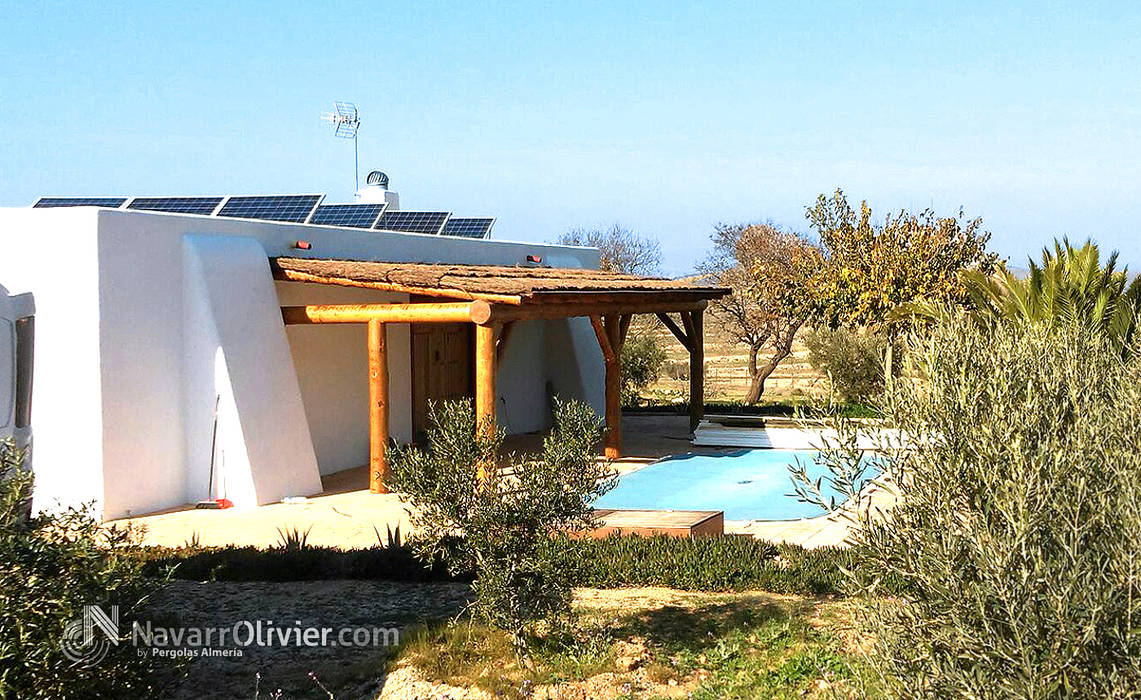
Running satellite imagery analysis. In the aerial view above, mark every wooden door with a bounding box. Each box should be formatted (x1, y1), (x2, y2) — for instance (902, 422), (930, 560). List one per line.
(411, 323), (474, 440)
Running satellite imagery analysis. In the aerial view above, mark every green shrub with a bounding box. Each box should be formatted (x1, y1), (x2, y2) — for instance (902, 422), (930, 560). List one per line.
(387, 399), (616, 656)
(620, 333), (667, 406)
(803, 326), (896, 403)
(577, 536), (853, 594)
(137, 535), (858, 596)
(0, 441), (168, 698)
(799, 318), (1141, 697)
(138, 541), (456, 583)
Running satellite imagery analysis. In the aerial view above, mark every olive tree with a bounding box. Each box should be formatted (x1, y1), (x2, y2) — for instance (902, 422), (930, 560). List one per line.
(794, 318), (1141, 697)
(0, 441), (168, 698)
(387, 399), (616, 656)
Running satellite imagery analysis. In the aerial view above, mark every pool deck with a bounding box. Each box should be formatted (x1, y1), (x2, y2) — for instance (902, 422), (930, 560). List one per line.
(109, 414), (890, 550)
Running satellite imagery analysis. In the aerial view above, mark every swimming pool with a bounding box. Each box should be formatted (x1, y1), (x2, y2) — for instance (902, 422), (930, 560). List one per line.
(593, 449), (870, 521)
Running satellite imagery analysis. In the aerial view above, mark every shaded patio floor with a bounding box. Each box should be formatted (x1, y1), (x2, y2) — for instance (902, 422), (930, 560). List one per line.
(112, 415), (741, 549)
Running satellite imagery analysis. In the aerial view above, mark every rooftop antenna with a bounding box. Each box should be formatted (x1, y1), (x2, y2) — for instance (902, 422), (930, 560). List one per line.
(321, 101), (361, 191)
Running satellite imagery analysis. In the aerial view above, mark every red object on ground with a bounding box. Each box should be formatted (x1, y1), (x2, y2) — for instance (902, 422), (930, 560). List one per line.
(294, 240), (312, 250)
(194, 498), (234, 510)
(526, 254), (542, 263)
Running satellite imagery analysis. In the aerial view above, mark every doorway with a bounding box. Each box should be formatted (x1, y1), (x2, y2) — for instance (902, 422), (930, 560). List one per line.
(411, 322), (474, 441)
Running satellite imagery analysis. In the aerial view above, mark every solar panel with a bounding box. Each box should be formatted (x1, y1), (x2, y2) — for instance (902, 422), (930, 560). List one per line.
(374, 211), (450, 235)
(216, 195), (323, 223)
(441, 217), (495, 239)
(126, 197), (224, 215)
(33, 197), (127, 208)
(308, 203), (386, 228)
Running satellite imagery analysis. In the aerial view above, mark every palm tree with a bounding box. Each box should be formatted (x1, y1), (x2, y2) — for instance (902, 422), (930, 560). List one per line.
(903, 238), (1141, 357)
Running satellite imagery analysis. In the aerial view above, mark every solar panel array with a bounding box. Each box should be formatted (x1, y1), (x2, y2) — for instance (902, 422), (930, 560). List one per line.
(216, 195), (323, 223)
(30, 194), (493, 239)
(308, 203), (386, 228)
(127, 197), (224, 215)
(441, 217), (495, 239)
(33, 197), (127, 208)
(374, 211), (450, 235)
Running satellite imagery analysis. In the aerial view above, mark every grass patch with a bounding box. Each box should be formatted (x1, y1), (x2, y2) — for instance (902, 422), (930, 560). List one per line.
(396, 590), (865, 698)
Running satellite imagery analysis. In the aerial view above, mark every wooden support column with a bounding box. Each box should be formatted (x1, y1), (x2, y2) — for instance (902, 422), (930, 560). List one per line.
(475, 323), (498, 438)
(590, 315), (627, 460)
(686, 310), (705, 433)
(368, 320), (389, 494)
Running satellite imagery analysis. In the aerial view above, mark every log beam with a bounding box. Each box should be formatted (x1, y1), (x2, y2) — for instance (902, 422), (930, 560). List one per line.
(368, 320), (389, 494)
(655, 312), (692, 351)
(495, 321), (516, 363)
(486, 299), (707, 323)
(282, 301), (491, 325)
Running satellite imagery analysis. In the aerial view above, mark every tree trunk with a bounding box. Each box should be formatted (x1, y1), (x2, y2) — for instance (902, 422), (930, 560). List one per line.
(744, 320), (805, 404)
(744, 345), (763, 404)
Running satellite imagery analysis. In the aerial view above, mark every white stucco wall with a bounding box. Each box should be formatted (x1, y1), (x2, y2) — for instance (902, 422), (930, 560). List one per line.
(0, 205), (604, 519)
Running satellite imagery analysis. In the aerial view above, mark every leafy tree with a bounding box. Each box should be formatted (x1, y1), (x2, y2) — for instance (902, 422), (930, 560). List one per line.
(700, 223), (820, 403)
(0, 441), (169, 698)
(805, 188), (999, 333)
(793, 319), (1141, 697)
(619, 333), (666, 406)
(387, 399), (616, 657)
(556, 225), (662, 275)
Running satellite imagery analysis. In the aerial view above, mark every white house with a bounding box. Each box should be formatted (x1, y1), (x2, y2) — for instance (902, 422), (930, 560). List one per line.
(0, 180), (722, 521)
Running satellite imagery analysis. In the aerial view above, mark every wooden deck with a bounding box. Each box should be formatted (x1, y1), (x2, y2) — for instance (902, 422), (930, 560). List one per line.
(588, 508), (724, 539)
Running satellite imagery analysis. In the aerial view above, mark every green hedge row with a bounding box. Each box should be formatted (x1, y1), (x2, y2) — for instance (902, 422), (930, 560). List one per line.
(137, 543), (456, 583)
(576, 536), (853, 594)
(138, 535), (855, 595)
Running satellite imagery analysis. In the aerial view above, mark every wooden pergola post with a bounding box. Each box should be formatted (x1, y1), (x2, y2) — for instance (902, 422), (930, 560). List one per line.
(368, 320), (389, 493)
(688, 309), (705, 433)
(590, 314), (630, 459)
(474, 323), (498, 437)
(657, 309), (706, 434)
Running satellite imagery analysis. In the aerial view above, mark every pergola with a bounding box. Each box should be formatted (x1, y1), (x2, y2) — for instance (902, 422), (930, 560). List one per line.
(271, 257), (729, 493)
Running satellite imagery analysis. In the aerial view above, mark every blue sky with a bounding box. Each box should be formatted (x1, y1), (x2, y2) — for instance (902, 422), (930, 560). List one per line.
(2, 1), (1139, 275)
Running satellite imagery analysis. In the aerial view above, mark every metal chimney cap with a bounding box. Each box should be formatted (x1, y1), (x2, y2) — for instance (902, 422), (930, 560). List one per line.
(366, 171), (389, 188)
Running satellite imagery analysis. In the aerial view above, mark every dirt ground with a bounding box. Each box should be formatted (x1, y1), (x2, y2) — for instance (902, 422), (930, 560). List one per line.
(145, 582), (851, 699)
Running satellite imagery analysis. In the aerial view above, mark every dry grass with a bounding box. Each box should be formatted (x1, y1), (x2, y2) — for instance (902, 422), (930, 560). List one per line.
(389, 587), (864, 699)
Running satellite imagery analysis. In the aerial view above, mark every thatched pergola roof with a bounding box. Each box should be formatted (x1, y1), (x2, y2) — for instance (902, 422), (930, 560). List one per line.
(270, 257), (728, 306)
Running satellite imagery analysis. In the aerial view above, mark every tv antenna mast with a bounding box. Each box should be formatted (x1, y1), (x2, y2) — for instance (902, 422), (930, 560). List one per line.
(322, 101), (361, 190)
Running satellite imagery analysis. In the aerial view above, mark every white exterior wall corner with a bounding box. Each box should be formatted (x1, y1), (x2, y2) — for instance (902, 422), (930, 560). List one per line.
(0, 208), (106, 516)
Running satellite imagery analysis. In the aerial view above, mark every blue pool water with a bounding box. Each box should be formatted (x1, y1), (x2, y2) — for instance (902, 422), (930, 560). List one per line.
(594, 449), (869, 521)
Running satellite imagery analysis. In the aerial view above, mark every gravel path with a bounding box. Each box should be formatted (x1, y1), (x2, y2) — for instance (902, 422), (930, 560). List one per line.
(145, 580), (472, 699)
